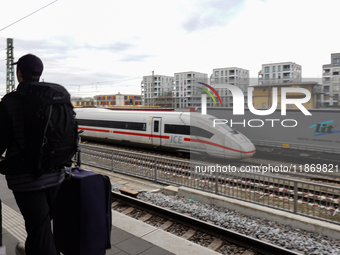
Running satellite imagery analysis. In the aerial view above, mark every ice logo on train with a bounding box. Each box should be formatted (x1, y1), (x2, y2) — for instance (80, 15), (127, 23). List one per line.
(308, 120), (340, 137)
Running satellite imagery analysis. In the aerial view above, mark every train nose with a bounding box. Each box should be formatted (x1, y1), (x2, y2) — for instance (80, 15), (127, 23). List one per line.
(240, 143), (256, 159)
(224, 133), (256, 159)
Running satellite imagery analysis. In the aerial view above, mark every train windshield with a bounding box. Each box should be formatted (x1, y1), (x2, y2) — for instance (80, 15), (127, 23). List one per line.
(208, 118), (238, 134)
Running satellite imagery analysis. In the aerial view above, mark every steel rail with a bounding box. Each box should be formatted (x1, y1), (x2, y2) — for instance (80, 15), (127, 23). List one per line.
(112, 191), (300, 255)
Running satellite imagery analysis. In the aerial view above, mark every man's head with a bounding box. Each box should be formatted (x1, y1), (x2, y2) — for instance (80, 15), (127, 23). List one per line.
(12, 54), (43, 82)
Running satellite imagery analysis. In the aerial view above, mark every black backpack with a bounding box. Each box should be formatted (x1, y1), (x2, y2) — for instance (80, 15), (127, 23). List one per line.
(3, 82), (79, 176)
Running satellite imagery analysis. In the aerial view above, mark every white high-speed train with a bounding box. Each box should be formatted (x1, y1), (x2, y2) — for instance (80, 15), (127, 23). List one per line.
(75, 108), (256, 160)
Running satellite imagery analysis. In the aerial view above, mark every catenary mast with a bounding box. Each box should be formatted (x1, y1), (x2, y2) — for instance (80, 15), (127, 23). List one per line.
(6, 38), (15, 94)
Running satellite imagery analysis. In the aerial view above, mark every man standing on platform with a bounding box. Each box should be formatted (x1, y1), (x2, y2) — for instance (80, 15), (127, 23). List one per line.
(0, 54), (66, 255)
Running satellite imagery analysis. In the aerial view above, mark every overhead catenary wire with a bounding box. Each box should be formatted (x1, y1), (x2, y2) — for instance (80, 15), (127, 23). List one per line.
(0, 0), (58, 32)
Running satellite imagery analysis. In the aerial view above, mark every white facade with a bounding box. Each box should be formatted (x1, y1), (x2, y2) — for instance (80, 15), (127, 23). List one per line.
(141, 73), (174, 106)
(258, 62), (302, 85)
(322, 53), (340, 107)
(211, 67), (249, 89)
(173, 71), (208, 108)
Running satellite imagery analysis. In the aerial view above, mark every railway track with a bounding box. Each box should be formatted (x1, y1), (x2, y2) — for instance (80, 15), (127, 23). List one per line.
(112, 191), (300, 255)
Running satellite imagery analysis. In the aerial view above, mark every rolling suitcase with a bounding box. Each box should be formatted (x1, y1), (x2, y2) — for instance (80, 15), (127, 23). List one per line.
(53, 167), (112, 255)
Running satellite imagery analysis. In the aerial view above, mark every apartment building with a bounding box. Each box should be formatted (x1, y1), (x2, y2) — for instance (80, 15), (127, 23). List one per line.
(141, 72), (174, 107)
(258, 62), (302, 85)
(322, 53), (340, 107)
(207, 67), (250, 108)
(210, 67), (249, 89)
(173, 71), (208, 108)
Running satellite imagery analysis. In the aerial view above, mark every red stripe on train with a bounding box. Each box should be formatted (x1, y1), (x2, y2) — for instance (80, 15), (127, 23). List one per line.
(78, 127), (169, 139)
(113, 130), (169, 139)
(78, 127), (255, 154)
(79, 127), (110, 133)
(184, 138), (256, 154)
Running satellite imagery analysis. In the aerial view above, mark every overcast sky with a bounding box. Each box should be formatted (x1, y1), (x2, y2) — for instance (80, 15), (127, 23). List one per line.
(0, 0), (339, 97)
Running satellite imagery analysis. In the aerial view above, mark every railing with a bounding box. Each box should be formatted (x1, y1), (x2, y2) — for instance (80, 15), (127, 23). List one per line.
(79, 144), (340, 224)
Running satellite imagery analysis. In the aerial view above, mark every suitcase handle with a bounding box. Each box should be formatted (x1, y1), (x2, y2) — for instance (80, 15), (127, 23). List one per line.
(64, 167), (74, 180)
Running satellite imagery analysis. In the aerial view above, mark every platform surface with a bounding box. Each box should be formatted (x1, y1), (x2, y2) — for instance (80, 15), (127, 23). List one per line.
(0, 174), (176, 255)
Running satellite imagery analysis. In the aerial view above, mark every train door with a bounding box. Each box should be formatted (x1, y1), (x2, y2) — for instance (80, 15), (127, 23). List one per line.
(151, 117), (162, 146)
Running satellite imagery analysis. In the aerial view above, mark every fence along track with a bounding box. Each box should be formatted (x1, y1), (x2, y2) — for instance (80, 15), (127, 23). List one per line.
(80, 144), (340, 224)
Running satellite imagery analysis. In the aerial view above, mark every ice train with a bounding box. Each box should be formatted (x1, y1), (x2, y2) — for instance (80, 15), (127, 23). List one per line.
(75, 108), (256, 160)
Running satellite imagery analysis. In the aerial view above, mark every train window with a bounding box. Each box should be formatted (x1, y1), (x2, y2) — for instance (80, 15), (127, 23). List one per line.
(76, 119), (146, 131)
(190, 126), (214, 138)
(154, 121), (159, 132)
(164, 124), (213, 138)
(164, 124), (190, 135)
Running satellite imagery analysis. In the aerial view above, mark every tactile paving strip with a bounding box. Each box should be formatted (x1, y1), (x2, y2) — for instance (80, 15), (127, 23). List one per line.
(1, 203), (27, 241)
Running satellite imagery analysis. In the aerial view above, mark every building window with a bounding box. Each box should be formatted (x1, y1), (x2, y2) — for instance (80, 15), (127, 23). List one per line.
(333, 77), (340, 84)
(265, 74), (269, 80)
(333, 68), (339, 75)
(272, 66), (276, 72)
(278, 66), (281, 72)
(225, 70), (228, 76)
(333, 85), (340, 92)
(273, 74), (276, 79)
(324, 86), (330, 93)
(265, 67), (270, 73)
(215, 71), (219, 77)
(333, 58), (340, 66)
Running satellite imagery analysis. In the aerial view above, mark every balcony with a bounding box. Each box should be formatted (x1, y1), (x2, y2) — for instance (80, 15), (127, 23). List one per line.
(323, 78), (330, 84)
(283, 73), (291, 79)
(323, 69), (331, 75)
(283, 65), (290, 71)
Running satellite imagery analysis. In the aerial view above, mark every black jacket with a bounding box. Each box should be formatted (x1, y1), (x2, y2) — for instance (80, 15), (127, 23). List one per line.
(0, 81), (64, 191)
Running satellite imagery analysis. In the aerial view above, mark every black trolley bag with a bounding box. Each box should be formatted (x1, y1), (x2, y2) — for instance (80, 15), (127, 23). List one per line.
(53, 153), (112, 255)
